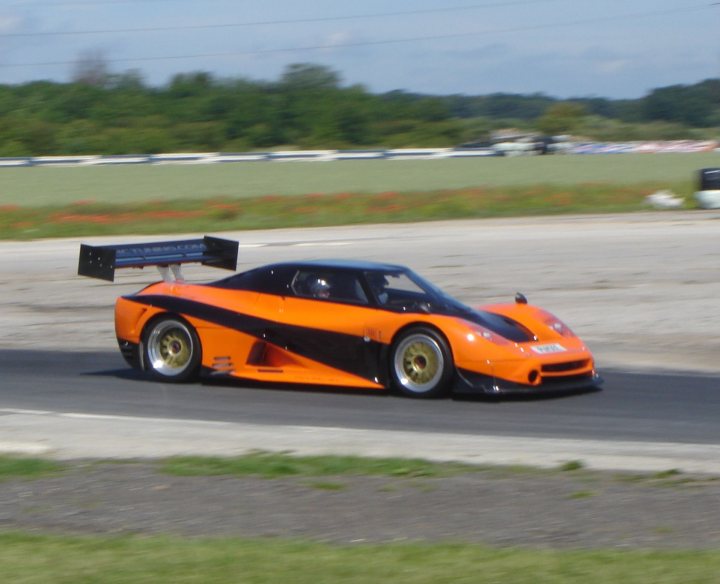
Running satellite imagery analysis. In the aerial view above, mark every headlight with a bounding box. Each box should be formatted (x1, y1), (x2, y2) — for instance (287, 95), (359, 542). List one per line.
(541, 314), (575, 338)
(466, 326), (513, 346)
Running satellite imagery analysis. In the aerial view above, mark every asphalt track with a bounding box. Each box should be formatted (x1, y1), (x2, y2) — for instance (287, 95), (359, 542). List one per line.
(2, 349), (720, 444)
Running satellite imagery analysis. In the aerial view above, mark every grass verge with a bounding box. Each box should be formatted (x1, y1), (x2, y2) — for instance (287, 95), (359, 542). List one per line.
(0, 456), (64, 481)
(159, 453), (720, 489)
(0, 532), (718, 584)
(159, 452), (484, 479)
(1, 183), (674, 240)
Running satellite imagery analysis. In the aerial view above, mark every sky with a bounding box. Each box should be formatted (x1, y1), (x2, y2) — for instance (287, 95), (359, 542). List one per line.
(0, 0), (717, 99)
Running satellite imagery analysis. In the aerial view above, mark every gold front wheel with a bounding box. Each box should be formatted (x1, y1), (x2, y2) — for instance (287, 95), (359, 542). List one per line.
(391, 329), (452, 398)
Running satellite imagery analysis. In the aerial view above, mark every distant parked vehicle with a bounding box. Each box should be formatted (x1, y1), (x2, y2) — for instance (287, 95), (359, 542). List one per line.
(695, 168), (720, 209)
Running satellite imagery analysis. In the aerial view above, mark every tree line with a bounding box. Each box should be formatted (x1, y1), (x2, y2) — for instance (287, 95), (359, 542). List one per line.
(1, 63), (718, 156)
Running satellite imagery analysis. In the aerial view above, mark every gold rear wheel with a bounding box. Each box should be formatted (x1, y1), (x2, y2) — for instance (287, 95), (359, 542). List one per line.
(144, 317), (200, 382)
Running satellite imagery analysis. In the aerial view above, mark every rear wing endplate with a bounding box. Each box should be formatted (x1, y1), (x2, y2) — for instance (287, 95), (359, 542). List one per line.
(78, 236), (238, 282)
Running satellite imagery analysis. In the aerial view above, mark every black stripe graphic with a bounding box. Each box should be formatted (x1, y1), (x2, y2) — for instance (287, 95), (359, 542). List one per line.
(128, 294), (387, 385)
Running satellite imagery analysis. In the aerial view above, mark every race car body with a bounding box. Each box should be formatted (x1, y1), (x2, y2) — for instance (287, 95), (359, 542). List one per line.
(79, 236), (602, 398)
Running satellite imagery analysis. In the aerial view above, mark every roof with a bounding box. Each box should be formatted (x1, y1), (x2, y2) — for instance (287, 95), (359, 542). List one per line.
(265, 259), (408, 272)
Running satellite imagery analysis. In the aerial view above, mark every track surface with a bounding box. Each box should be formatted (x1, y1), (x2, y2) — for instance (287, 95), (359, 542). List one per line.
(2, 349), (719, 446)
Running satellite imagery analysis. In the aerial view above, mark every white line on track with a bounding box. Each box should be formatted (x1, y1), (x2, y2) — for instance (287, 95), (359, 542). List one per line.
(236, 241), (353, 249)
(0, 408), (53, 416)
(1, 407), (719, 474)
(292, 241), (351, 247)
(0, 408), (229, 426)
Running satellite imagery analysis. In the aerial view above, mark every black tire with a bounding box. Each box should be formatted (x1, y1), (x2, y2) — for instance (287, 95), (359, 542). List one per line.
(390, 327), (453, 398)
(142, 315), (201, 382)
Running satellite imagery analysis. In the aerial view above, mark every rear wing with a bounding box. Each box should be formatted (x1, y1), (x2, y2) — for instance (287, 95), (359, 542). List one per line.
(78, 236), (238, 282)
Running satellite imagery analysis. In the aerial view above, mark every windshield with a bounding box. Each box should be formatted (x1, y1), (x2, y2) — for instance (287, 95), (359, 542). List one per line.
(365, 268), (468, 312)
(406, 270), (469, 310)
(367, 268), (534, 342)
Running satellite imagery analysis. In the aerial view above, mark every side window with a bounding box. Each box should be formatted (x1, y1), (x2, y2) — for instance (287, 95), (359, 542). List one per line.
(291, 270), (368, 304)
(210, 266), (293, 295)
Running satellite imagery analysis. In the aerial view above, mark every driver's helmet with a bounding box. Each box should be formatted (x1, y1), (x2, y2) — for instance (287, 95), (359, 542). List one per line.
(310, 276), (331, 299)
(367, 272), (389, 303)
(367, 272), (388, 290)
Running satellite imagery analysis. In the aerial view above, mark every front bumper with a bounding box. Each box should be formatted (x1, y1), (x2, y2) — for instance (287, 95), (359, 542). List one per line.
(454, 368), (603, 396)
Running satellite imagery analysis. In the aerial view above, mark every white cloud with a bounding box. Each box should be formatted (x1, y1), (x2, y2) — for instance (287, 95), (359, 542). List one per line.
(324, 31), (354, 48)
(0, 15), (22, 33)
(596, 59), (629, 74)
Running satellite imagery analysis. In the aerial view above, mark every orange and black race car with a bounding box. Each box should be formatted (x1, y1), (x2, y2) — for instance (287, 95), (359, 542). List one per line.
(78, 236), (602, 398)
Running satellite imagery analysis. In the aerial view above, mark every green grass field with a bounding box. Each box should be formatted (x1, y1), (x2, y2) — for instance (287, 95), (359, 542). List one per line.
(1, 152), (716, 206)
(1, 152), (714, 239)
(1, 533), (719, 584)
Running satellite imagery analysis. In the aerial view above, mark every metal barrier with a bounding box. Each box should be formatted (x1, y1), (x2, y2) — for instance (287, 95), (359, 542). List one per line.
(1, 141), (717, 168)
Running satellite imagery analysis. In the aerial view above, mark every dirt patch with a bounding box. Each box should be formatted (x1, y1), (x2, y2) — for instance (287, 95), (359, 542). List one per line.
(2, 461), (719, 549)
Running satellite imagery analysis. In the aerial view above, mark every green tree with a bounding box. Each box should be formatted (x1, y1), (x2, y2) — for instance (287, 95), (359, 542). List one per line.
(280, 63), (341, 91)
(71, 49), (110, 87)
(0, 65), (719, 156)
(642, 83), (715, 127)
(536, 102), (588, 135)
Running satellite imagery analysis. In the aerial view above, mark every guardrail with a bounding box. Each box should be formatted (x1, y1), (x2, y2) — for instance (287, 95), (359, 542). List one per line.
(0, 141), (716, 168)
(0, 148), (500, 168)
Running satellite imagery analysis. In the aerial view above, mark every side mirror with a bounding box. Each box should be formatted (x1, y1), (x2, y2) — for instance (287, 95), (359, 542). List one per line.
(515, 292), (528, 305)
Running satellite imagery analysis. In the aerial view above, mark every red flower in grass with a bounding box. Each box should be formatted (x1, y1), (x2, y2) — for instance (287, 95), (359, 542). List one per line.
(375, 191), (400, 202)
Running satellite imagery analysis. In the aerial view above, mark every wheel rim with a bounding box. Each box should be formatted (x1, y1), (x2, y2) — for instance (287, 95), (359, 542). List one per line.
(147, 320), (194, 377)
(394, 334), (444, 393)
